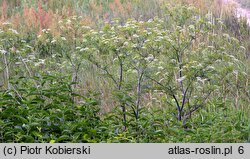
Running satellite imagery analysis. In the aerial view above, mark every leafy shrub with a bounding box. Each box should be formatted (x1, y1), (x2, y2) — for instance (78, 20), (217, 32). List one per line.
(0, 75), (101, 143)
(0, 0), (249, 143)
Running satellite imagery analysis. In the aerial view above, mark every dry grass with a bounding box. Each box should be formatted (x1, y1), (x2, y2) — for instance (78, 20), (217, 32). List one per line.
(0, 0), (243, 36)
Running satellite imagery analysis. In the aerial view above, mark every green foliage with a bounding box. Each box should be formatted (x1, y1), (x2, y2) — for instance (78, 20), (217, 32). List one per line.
(0, 1), (249, 143)
(97, 106), (250, 143)
(0, 75), (101, 143)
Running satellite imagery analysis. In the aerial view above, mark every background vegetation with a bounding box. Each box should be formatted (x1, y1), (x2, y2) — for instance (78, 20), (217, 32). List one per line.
(238, 0), (250, 9)
(0, 0), (249, 143)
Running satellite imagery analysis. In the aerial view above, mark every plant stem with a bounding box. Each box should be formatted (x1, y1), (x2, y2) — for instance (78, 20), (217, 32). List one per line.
(118, 56), (127, 129)
(135, 69), (144, 121)
(3, 52), (10, 90)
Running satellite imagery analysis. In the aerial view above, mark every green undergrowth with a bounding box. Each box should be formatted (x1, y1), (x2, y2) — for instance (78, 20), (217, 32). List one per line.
(0, 75), (249, 143)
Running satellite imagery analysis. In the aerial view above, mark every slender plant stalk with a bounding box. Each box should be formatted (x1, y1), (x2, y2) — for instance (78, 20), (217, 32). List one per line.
(118, 57), (127, 128)
(135, 70), (144, 121)
(3, 51), (10, 90)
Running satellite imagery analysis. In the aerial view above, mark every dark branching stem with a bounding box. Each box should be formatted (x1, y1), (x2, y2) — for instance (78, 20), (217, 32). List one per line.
(135, 70), (144, 121)
(88, 56), (119, 88)
(178, 82), (192, 121)
(176, 36), (195, 121)
(145, 75), (181, 116)
(182, 91), (212, 125)
(88, 53), (127, 128)
(117, 55), (127, 128)
(146, 75), (192, 121)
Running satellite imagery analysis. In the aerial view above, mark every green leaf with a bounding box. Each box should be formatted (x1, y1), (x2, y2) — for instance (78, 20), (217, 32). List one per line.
(57, 135), (71, 142)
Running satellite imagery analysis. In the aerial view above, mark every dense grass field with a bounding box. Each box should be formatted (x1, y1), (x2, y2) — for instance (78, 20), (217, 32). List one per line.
(0, 0), (249, 143)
